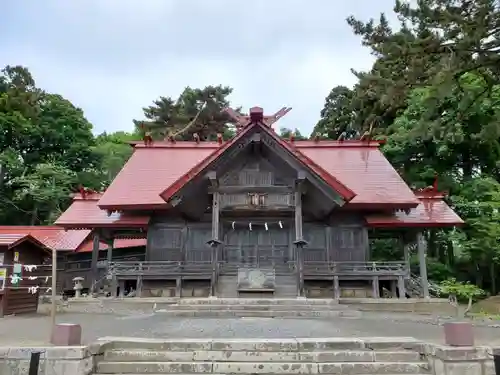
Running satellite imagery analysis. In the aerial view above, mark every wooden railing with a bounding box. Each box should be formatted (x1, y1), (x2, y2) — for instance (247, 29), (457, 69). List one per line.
(107, 260), (408, 280)
(303, 261), (409, 277)
(109, 261), (213, 278)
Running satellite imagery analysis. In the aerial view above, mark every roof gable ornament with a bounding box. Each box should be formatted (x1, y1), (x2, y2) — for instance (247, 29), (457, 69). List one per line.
(224, 106), (292, 131)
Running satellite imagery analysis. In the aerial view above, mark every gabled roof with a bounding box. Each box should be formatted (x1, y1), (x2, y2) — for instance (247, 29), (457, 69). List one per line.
(0, 226), (89, 250)
(98, 144), (217, 210)
(0, 233), (50, 250)
(298, 143), (420, 208)
(159, 120), (356, 203)
(86, 140), (419, 211)
(55, 193), (150, 229)
(0, 226), (147, 252)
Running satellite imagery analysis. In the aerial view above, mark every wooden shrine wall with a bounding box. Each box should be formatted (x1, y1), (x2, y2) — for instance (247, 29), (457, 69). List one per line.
(146, 214), (369, 263)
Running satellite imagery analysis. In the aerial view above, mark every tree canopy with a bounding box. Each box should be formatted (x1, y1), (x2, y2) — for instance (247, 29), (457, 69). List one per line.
(2, 0), (499, 295)
(314, 0), (500, 292)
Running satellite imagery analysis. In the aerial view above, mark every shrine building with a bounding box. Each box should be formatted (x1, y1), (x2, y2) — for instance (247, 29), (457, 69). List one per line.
(55, 106), (463, 299)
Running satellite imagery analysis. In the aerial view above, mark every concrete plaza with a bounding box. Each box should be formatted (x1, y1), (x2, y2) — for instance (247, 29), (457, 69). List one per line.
(2, 309), (500, 346)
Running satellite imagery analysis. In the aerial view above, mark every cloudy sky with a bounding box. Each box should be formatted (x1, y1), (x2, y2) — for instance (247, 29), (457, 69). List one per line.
(1, 0), (396, 135)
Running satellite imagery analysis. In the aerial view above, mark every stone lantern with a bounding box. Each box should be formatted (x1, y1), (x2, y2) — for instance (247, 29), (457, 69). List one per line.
(72, 277), (84, 298)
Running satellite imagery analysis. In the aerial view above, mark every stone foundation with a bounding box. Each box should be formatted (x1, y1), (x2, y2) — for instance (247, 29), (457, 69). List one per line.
(1, 338), (498, 375)
(0, 346), (93, 375)
(428, 346), (494, 375)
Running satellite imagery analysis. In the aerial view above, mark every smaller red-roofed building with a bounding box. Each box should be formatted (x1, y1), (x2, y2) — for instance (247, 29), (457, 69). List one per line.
(0, 231), (53, 316)
(0, 227), (146, 295)
(55, 106), (463, 299)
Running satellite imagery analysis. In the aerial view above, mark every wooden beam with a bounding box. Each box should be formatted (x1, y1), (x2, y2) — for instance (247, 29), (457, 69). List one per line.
(90, 230), (100, 294)
(417, 231), (430, 299)
(206, 171), (218, 188)
(209, 185), (293, 194)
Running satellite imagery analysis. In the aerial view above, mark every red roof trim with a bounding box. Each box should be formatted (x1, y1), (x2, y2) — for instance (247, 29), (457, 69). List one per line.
(57, 223), (149, 229)
(292, 148), (356, 200)
(365, 198), (464, 228)
(159, 124), (262, 202)
(367, 222), (463, 228)
(291, 140), (384, 148)
(159, 122), (356, 202)
(9, 234), (52, 251)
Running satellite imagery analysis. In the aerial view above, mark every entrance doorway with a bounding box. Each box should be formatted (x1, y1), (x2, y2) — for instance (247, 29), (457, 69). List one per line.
(222, 225), (290, 267)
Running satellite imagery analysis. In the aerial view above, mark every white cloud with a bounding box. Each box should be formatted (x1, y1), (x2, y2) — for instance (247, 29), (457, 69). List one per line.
(1, 0), (395, 135)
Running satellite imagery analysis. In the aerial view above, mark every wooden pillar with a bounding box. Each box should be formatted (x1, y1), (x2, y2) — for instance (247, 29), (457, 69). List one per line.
(397, 275), (406, 299)
(90, 231), (100, 294)
(118, 280), (125, 298)
(106, 239), (118, 298)
(417, 232), (430, 299)
(403, 242), (411, 267)
(372, 276), (380, 298)
(333, 275), (340, 299)
(391, 280), (398, 298)
(136, 262), (143, 297)
(294, 172), (307, 297)
(207, 172), (222, 297)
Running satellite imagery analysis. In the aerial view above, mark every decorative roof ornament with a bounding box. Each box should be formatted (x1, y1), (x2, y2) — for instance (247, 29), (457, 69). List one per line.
(77, 185), (97, 199)
(414, 174), (448, 197)
(224, 106), (292, 131)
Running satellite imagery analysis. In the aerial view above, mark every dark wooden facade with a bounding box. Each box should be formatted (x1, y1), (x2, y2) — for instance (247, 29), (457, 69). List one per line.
(0, 241), (50, 316)
(58, 246), (145, 294)
(104, 131), (410, 299)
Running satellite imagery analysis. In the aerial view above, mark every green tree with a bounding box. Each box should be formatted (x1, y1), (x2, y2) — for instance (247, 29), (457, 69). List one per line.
(346, 0), (500, 130)
(135, 85), (237, 141)
(313, 86), (359, 139)
(279, 127), (307, 140)
(0, 65), (100, 224)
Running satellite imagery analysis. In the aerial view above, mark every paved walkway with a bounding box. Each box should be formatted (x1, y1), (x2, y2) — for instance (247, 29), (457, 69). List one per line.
(2, 311), (500, 346)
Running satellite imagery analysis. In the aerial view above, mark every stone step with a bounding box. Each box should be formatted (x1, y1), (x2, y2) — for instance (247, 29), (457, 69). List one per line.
(153, 309), (362, 318)
(97, 361), (429, 374)
(104, 349), (422, 363)
(97, 337), (425, 352)
(160, 304), (351, 311)
(174, 298), (340, 306)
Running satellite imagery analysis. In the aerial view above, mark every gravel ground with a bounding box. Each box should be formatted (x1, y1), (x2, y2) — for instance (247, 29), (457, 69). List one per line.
(2, 311), (500, 346)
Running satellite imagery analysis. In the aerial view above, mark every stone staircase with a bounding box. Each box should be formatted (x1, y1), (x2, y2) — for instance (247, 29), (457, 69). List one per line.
(153, 297), (361, 318)
(95, 337), (431, 374)
(405, 274), (441, 298)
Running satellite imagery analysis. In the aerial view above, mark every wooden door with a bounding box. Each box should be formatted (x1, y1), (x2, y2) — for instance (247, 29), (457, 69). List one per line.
(222, 227), (289, 266)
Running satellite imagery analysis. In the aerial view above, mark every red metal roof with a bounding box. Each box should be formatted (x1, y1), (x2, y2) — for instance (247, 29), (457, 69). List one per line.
(365, 198), (464, 227)
(55, 130), (461, 227)
(0, 227), (89, 250)
(159, 122), (355, 203)
(297, 144), (420, 207)
(98, 144), (217, 210)
(55, 195), (150, 229)
(76, 238), (147, 253)
(0, 233), (50, 250)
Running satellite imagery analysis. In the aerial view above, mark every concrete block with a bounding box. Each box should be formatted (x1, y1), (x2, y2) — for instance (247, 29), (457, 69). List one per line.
(443, 322), (474, 347)
(297, 338), (363, 351)
(318, 362), (428, 374)
(194, 350), (300, 362)
(299, 351), (375, 362)
(213, 361), (318, 374)
(98, 361), (212, 373)
(107, 338), (213, 351)
(105, 349), (195, 362)
(443, 361), (482, 375)
(211, 338), (298, 352)
(50, 324), (82, 346)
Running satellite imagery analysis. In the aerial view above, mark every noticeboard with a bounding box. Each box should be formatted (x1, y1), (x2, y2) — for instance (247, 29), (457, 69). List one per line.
(0, 268), (6, 291)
